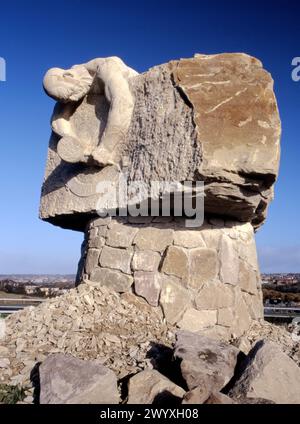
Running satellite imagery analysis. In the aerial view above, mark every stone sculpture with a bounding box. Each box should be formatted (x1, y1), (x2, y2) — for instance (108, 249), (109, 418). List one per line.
(43, 57), (138, 166)
(40, 53), (281, 338)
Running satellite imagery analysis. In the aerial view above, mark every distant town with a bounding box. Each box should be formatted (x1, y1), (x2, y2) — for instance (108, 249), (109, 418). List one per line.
(261, 274), (300, 307)
(0, 275), (75, 298)
(0, 274), (299, 305)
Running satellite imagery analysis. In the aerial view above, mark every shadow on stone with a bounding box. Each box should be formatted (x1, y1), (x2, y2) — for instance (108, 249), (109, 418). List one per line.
(118, 372), (136, 404)
(153, 390), (183, 406)
(221, 350), (247, 395)
(147, 342), (188, 391)
(30, 362), (41, 405)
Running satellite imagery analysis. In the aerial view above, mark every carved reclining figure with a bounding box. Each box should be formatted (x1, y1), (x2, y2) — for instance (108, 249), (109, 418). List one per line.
(43, 57), (138, 167)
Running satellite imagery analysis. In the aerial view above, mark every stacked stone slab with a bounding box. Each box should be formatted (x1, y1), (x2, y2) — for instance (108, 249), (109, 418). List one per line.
(40, 53), (281, 337)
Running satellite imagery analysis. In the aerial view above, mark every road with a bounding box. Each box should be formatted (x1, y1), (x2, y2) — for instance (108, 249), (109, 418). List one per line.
(264, 306), (300, 319)
(0, 298), (44, 315)
(1, 300), (300, 319)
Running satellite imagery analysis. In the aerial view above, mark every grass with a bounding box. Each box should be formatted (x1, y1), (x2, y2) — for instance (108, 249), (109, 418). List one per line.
(0, 384), (26, 404)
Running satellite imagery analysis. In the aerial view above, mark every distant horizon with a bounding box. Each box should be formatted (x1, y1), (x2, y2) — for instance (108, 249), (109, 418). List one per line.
(0, 272), (299, 277)
(1, 0), (299, 274)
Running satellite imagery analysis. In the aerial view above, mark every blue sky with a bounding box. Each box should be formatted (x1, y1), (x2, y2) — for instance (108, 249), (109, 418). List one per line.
(0, 0), (299, 274)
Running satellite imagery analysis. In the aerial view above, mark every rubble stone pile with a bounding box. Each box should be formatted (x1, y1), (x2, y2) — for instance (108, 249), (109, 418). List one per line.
(0, 284), (174, 388)
(0, 285), (300, 404)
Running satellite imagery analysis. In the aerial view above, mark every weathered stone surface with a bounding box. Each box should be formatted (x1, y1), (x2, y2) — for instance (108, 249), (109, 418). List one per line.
(132, 250), (161, 272)
(120, 291), (162, 316)
(134, 272), (161, 306)
(235, 397), (276, 404)
(40, 54), (280, 230)
(182, 386), (211, 404)
(232, 292), (252, 337)
(204, 392), (235, 404)
(200, 228), (221, 249)
(0, 319), (5, 340)
(243, 292), (263, 320)
(134, 228), (174, 252)
(161, 246), (189, 281)
(0, 357), (10, 368)
(195, 282), (235, 310)
(85, 248), (100, 274)
(230, 340), (300, 404)
(99, 246), (133, 274)
(41, 53), (280, 232)
(39, 354), (119, 404)
(127, 370), (185, 404)
(217, 308), (235, 327)
(177, 308), (217, 331)
(173, 53), (281, 228)
(219, 235), (239, 285)
(175, 331), (239, 391)
(90, 267), (133, 292)
(239, 261), (258, 294)
(200, 325), (232, 341)
(159, 275), (191, 325)
(188, 248), (218, 289)
(238, 228), (259, 270)
(88, 236), (105, 249)
(91, 217), (111, 227)
(106, 222), (138, 248)
(173, 230), (205, 248)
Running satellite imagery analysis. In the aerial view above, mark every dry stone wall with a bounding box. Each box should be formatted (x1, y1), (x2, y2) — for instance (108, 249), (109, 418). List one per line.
(77, 216), (263, 338)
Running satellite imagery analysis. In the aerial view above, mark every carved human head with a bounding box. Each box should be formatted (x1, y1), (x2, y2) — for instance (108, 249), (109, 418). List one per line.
(43, 65), (93, 103)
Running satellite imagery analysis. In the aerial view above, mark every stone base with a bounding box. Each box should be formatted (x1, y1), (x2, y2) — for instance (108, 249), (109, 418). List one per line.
(77, 216), (263, 338)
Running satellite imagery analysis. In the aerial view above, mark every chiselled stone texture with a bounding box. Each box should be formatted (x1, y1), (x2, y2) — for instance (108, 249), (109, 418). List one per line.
(77, 216), (263, 337)
(40, 54), (280, 231)
(172, 53), (281, 228)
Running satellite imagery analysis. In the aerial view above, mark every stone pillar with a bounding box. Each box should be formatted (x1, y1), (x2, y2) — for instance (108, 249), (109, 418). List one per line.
(77, 216), (263, 339)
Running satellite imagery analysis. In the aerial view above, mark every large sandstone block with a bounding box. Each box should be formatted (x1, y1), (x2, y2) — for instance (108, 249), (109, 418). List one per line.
(99, 246), (133, 274)
(132, 250), (161, 272)
(188, 248), (218, 288)
(90, 267), (133, 292)
(230, 340), (300, 404)
(40, 53), (280, 230)
(133, 271), (161, 306)
(159, 274), (191, 325)
(39, 354), (119, 404)
(175, 331), (239, 391)
(133, 228), (174, 253)
(177, 308), (217, 331)
(161, 246), (189, 281)
(127, 370), (185, 404)
(195, 281), (235, 310)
